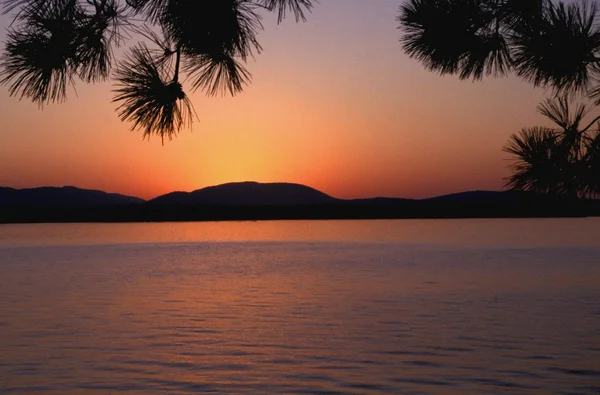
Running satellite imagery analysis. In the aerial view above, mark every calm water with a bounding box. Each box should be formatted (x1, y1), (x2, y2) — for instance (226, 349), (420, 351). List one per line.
(1, 219), (600, 394)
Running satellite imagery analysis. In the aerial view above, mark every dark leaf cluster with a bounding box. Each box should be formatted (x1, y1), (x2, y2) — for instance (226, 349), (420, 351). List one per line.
(503, 96), (600, 198)
(1, 0), (128, 104)
(113, 44), (194, 144)
(399, 0), (600, 98)
(1, 0), (315, 140)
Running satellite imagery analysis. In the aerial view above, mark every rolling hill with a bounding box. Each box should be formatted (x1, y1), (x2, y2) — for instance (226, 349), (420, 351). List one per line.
(149, 181), (338, 206)
(1, 182), (596, 223)
(0, 186), (145, 207)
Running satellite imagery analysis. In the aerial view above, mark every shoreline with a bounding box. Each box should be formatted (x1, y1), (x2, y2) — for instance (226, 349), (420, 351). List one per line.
(2, 201), (598, 224)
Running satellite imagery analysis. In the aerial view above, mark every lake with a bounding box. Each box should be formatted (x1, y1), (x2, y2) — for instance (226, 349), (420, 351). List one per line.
(1, 219), (599, 394)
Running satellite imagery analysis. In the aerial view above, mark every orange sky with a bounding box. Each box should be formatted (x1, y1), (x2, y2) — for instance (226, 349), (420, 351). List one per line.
(0, 0), (552, 200)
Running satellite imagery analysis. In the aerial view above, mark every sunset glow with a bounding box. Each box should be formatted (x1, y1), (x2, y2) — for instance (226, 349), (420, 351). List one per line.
(0, 0), (549, 200)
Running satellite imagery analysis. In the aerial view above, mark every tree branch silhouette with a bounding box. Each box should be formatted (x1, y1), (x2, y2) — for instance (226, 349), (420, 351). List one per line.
(400, 1), (600, 198)
(398, 0), (600, 96)
(0, 0), (316, 141)
(504, 97), (600, 198)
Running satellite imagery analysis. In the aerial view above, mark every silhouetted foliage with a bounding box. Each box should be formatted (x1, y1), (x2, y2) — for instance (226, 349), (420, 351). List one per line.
(0, 0), (314, 140)
(112, 44), (194, 143)
(504, 97), (600, 198)
(398, 0), (600, 96)
(400, 0), (600, 197)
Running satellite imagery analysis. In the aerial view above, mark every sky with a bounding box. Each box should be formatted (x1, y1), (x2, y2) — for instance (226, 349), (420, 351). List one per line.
(0, 0), (554, 200)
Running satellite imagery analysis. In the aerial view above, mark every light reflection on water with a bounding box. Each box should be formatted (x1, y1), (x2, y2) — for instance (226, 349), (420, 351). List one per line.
(1, 218), (600, 247)
(0, 219), (599, 394)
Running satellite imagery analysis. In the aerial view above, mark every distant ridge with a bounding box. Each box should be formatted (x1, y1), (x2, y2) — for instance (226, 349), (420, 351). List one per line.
(0, 182), (577, 207)
(149, 181), (337, 206)
(0, 186), (145, 207)
(148, 183), (531, 206)
(1, 182), (598, 223)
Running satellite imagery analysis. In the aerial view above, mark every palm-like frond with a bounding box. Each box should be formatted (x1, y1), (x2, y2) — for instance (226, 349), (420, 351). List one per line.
(511, 0), (600, 93)
(185, 51), (251, 96)
(585, 61), (600, 104)
(72, 0), (129, 82)
(537, 95), (588, 130)
(0, 28), (74, 104)
(398, 0), (600, 99)
(255, 0), (314, 23)
(83, 0), (130, 43)
(504, 97), (600, 197)
(74, 29), (112, 82)
(498, 0), (546, 29)
(162, 0), (262, 61)
(4, 0), (80, 30)
(503, 127), (563, 194)
(459, 30), (512, 79)
(131, 24), (177, 67)
(1, 0), (128, 100)
(1, 0), (61, 19)
(537, 96), (590, 164)
(400, 0), (479, 75)
(399, 0), (511, 80)
(2, 0), (32, 13)
(112, 44), (195, 142)
(156, 0), (260, 97)
(2, 0), (317, 143)
(0, 0), (80, 104)
(123, 0), (167, 23)
(582, 131), (600, 197)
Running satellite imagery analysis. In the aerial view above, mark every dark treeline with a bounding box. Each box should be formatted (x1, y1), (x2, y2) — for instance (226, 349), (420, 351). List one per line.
(2, 197), (599, 224)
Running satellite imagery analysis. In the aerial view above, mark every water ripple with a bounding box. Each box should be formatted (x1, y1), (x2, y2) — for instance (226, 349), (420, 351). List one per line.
(1, 239), (600, 394)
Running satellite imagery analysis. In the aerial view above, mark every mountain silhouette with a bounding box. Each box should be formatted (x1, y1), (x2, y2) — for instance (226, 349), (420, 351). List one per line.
(0, 186), (145, 207)
(149, 181), (337, 206)
(1, 182), (597, 223)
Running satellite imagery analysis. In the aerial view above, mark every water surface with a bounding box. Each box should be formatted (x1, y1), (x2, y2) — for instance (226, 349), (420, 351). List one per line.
(1, 219), (599, 394)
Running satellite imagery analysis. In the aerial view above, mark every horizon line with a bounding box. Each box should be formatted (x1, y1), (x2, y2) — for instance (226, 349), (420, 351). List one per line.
(0, 181), (509, 202)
